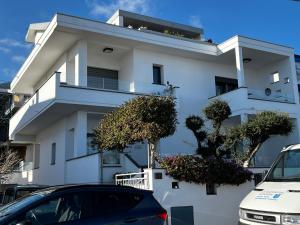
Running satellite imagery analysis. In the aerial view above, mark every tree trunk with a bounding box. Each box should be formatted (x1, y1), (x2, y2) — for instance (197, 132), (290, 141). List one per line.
(148, 142), (158, 168)
(243, 143), (262, 167)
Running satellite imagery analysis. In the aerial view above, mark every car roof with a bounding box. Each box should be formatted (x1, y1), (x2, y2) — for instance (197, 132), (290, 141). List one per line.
(33, 184), (152, 195)
(5, 185), (48, 191)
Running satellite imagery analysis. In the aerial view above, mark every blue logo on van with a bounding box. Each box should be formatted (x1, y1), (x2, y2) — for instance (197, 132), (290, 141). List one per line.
(272, 194), (281, 199)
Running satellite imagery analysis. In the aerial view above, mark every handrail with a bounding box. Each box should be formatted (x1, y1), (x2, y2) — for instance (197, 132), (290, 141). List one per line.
(115, 171), (150, 190)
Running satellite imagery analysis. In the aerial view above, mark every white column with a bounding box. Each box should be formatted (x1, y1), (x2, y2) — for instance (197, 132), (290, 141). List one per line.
(288, 56), (300, 104)
(75, 40), (87, 86)
(235, 46), (246, 88)
(74, 111), (87, 157)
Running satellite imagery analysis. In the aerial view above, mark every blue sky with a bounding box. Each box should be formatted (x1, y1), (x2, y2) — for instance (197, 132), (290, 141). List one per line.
(0, 0), (299, 82)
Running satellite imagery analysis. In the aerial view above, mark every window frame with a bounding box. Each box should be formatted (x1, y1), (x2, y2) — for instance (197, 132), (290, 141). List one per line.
(152, 64), (164, 85)
(50, 143), (56, 165)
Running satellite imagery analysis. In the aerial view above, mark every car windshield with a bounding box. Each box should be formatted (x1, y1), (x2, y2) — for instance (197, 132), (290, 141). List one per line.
(266, 149), (300, 182)
(0, 194), (43, 218)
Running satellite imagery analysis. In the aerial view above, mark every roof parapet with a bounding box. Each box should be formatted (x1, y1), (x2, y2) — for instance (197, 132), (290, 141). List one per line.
(107, 9), (204, 40)
(25, 22), (50, 43)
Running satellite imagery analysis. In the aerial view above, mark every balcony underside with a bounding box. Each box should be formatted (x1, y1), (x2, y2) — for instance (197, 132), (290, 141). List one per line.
(14, 102), (113, 137)
(10, 82), (147, 139)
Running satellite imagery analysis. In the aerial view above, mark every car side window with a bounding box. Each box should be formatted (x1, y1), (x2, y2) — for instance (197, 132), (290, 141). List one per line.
(9, 192), (90, 225)
(89, 191), (143, 217)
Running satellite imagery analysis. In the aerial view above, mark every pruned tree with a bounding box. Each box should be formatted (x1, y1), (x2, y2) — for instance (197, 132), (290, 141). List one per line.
(186, 100), (293, 167)
(240, 111), (293, 167)
(186, 99), (231, 158)
(185, 116), (207, 155)
(0, 149), (21, 183)
(94, 96), (177, 168)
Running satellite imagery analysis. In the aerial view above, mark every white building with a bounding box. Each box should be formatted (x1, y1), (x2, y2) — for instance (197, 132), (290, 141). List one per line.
(7, 10), (300, 185)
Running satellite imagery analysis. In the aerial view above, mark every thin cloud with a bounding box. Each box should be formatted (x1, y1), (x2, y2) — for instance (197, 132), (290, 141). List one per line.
(0, 46), (11, 54)
(11, 55), (26, 63)
(86, 0), (150, 17)
(2, 68), (16, 80)
(0, 38), (31, 49)
(189, 15), (203, 28)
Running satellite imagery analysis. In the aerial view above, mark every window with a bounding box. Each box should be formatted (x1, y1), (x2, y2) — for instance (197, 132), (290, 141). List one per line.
(215, 76), (238, 95)
(34, 144), (40, 169)
(66, 128), (75, 160)
(206, 183), (217, 195)
(87, 67), (118, 90)
(51, 143), (56, 165)
(11, 193), (90, 225)
(270, 72), (280, 83)
(90, 191), (143, 216)
(153, 65), (163, 85)
(87, 133), (98, 155)
(87, 113), (103, 155)
(266, 150), (300, 181)
(103, 151), (120, 165)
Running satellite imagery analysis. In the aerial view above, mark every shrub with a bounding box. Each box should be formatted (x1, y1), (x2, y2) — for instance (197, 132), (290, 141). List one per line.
(160, 155), (252, 186)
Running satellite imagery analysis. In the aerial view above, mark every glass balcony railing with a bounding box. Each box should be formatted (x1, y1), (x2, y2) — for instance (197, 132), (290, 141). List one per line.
(63, 75), (176, 97)
(14, 161), (34, 172)
(247, 88), (294, 103)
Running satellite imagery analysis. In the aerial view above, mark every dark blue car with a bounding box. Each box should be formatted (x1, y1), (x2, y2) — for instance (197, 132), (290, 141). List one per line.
(0, 184), (167, 225)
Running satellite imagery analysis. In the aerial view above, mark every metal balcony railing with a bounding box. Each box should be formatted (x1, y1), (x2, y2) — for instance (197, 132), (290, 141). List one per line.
(115, 172), (150, 190)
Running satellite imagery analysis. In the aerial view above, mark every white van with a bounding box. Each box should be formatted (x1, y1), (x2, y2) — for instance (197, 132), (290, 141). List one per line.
(239, 144), (300, 225)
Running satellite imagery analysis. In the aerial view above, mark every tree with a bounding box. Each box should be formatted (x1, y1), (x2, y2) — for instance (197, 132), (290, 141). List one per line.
(239, 111), (293, 167)
(94, 96), (177, 168)
(0, 149), (21, 183)
(186, 100), (293, 167)
(186, 99), (231, 158)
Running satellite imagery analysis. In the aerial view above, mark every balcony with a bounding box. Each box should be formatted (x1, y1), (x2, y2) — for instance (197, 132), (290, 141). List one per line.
(209, 87), (299, 117)
(9, 72), (171, 140)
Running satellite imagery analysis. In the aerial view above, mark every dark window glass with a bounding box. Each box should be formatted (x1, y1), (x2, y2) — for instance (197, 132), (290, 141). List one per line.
(153, 66), (162, 85)
(267, 150), (300, 181)
(206, 183), (217, 195)
(51, 143), (56, 165)
(15, 190), (33, 199)
(87, 67), (118, 90)
(215, 76), (238, 95)
(90, 191), (143, 216)
(2, 190), (14, 204)
(11, 193), (90, 225)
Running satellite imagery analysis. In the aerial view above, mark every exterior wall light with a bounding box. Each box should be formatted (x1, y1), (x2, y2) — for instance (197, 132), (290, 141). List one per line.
(103, 47), (114, 53)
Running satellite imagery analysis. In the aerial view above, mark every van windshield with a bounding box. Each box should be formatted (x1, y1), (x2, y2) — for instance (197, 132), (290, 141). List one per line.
(266, 149), (300, 182)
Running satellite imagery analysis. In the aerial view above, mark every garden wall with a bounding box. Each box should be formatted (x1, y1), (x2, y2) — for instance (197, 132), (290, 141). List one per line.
(145, 168), (254, 225)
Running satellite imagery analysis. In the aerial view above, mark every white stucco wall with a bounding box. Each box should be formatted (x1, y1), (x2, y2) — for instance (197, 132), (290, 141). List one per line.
(35, 118), (66, 185)
(131, 48), (239, 156)
(147, 169), (254, 225)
